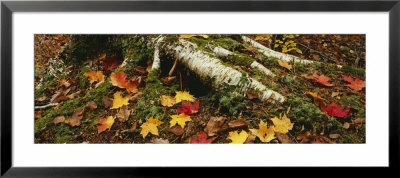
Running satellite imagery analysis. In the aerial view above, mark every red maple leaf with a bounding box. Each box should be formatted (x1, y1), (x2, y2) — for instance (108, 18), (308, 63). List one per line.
(312, 72), (333, 87)
(102, 55), (122, 71)
(191, 131), (216, 144)
(342, 75), (365, 91)
(320, 102), (350, 118)
(176, 101), (199, 115)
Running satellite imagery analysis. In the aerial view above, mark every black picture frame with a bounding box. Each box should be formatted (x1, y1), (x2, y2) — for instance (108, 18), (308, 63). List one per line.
(1, 0), (399, 177)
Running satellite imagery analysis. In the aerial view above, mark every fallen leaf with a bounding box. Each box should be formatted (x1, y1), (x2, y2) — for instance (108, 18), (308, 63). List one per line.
(328, 133), (340, 139)
(140, 117), (164, 138)
(97, 116), (115, 134)
(153, 138), (169, 144)
(353, 118), (366, 124)
(246, 91), (258, 100)
(271, 114), (294, 134)
(102, 55), (122, 71)
(65, 108), (84, 127)
(67, 91), (81, 99)
(85, 101), (97, 111)
(179, 34), (209, 39)
(84, 70), (105, 84)
(343, 122), (350, 129)
(320, 102), (350, 118)
(36, 95), (47, 101)
(176, 101), (199, 115)
(175, 91), (195, 103)
(125, 79), (139, 93)
(331, 92), (340, 98)
(111, 91), (129, 109)
(168, 125), (184, 136)
(191, 131), (216, 144)
(160, 95), (176, 107)
(245, 134), (256, 143)
(130, 92), (143, 102)
(102, 96), (113, 108)
(249, 120), (275, 143)
(228, 118), (248, 129)
(34, 110), (43, 119)
(116, 105), (131, 122)
(305, 92), (325, 105)
(297, 131), (313, 143)
(228, 130), (248, 144)
(170, 113), (192, 129)
(312, 136), (322, 144)
(304, 72), (333, 87)
(53, 116), (65, 125)
(204, 116), (226, 136)
(342, 75), (366, 91)
(275, 132), (293, 143)
(110, 72), (128, 89)
(278, 60), (293, 70)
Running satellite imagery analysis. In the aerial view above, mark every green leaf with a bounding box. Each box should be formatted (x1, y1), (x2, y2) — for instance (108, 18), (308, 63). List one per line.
(296, 48), (303, 54)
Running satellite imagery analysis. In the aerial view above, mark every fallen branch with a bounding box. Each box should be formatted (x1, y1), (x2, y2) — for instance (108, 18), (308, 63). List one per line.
(165, 39), (285, 103)
(212, 46), (275, 77)
(34, 103), (58, 110)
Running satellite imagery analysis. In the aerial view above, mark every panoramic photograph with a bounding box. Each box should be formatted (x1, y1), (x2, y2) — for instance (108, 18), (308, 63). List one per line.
(34, 34), (366, 144)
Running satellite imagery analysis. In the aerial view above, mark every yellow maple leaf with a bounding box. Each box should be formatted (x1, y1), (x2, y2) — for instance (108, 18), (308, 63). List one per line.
(249, 120), (275, 143)
(84, 70), (105, 84)
(228, 130), (248, 144)
(305, 91), (325, 105)
(277, 60), (293, 70)
(111, 91), (129, 109)
(175, 91), (195, 103)
(160, 95), (176, 107)
(140, 117), (164, 138)
(170, 113), (192, 128)
(97, 116), (115, 134)
(179, 34), (209, 39)
(271, 114), (294, 134)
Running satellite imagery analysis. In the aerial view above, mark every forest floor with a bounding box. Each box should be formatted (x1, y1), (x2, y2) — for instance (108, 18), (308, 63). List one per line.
(34, 34), (366, 144)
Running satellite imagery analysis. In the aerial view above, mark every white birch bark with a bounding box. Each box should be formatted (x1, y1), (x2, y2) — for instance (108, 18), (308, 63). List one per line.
(166, 39), (285, 103)
(151, 36), (164, 70)
(212, 47), (275, 77)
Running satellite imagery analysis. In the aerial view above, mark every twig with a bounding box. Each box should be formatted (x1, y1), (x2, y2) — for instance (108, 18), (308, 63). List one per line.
(168, 58), (178, 76)
(297, 43), (337, 64)
(34, 103), (58, 110)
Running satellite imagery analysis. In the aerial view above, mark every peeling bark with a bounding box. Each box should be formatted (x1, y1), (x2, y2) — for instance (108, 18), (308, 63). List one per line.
(165, 39), (285, 103)
(212, 46), (275, 77)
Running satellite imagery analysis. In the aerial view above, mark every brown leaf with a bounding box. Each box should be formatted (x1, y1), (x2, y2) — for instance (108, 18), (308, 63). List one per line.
(131, 122), (137, 130)
(36, 95), (47, 102)
(146, 59), (153, 72)
(65, 108), (84, 127)
(130, 92), (143, 102)
(297, 131), (313, 143)
(353, 118), (365, 124)
(67, 91), (81, 99)
(311, 136), (323, 144)
(34, 110), (43, 119)
(153, 138), (169, 144)
(328, 133), (340, 139)
(228, 118), (248, 129)
(102, 96), (113, 108)
(320, 136), (335, 143)
(168, 125), (184, 136)
(275, 132), (293, 143)
(343, 122), (350, 129)
(116, 105), (131, 122)
(245, 134), (256, 144)
(246, 91), (257, 100)
(204, 116), (226, 136)
(85, 101), (97, 111)
(53, 116), (65, 125)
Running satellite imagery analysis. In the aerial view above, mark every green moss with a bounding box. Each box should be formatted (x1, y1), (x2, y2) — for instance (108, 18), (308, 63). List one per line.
(227, 53), (255, 66)
(312, 62), (339, 75)
(341, 65), (365, 78)
(287, 96), (328, 134)
(214, 38), (244, 51)
(218, 90), (245, 116)
(339, 133), (364, 143)
(295, 63), (308, 73)
(55, 135), (72, 143)
(86, 79), (113, 105)
(186, 37), (209, 48)
(35, 79), (58, 98)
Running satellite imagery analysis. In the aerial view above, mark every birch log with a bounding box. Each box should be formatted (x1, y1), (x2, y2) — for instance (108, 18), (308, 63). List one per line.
(212, 46), (275, 77)
(166, 39), (285, 103)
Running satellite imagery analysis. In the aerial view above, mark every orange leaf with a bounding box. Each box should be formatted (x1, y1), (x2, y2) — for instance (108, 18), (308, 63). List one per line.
(342, 75), (365, 91)
(102, 55), (122, 71)
(110, 72), (127, 88)
(304, 72), (334, 87)
(97, 116), (115, 134)
(84, 70), (105, 84)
